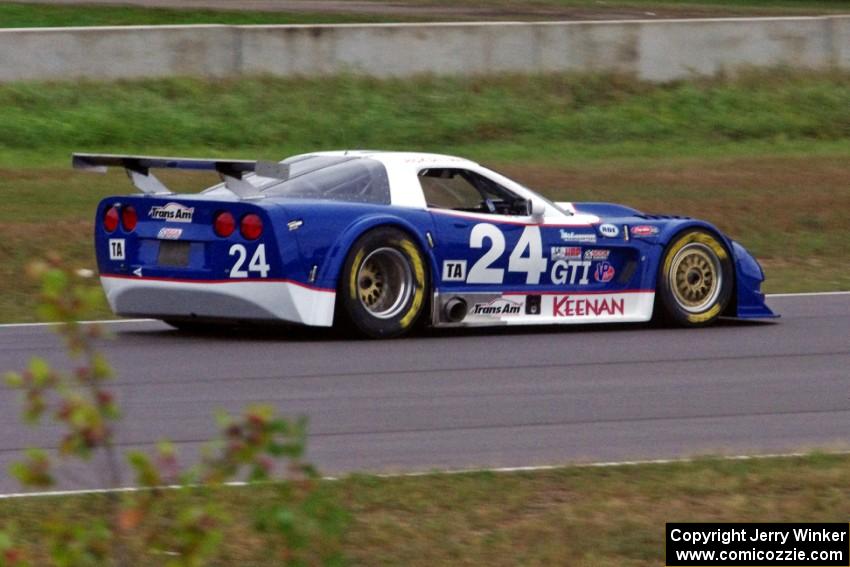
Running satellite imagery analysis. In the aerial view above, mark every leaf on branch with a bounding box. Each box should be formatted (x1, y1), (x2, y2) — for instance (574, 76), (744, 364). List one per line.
(91, 354), (113, 382)
(127, 451), (162, 488)
(10, 449), (53, 488)
(4, 372), (22, 388)
(27, 358), (51, 386)
(40, 269), (69, 300)
(23, 391), (47, 424)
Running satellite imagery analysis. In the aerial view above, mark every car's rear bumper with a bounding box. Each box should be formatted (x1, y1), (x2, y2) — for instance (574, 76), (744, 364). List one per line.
(100, 275), (336, 327)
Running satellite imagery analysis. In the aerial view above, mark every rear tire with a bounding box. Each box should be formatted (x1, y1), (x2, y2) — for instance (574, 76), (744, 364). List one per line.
(656, 229), (733, 327)
(338, 228), (429, 339)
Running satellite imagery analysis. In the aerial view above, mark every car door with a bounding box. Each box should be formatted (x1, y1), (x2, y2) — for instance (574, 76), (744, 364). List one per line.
(421, 167), (604, 323)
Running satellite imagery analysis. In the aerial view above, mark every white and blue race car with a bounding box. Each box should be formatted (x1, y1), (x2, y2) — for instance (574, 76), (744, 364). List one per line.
(76, 150), (776, 338)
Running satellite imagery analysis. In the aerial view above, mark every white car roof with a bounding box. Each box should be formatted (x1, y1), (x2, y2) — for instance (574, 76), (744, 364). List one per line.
(292, 149), (471, 159)
(289, 150), (478, 168)
(278, 150), (591, 222)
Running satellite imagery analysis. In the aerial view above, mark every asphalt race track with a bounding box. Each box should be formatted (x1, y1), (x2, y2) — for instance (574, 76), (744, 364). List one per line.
(0, 293), (847, 493)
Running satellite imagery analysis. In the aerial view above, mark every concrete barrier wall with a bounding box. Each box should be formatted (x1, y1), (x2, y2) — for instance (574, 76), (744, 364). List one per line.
(0, 16), (847, 83)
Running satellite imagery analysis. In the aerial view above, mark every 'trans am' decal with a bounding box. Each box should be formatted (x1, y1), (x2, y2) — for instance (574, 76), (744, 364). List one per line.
(149, 202), (194, 223)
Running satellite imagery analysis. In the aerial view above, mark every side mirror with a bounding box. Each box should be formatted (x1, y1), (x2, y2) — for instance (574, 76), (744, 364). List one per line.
(529, 200), (546, 223)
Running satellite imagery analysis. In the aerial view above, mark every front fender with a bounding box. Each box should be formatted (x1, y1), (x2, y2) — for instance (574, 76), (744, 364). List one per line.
(652, 220), (777, 319)
(730, 241), (778, 319)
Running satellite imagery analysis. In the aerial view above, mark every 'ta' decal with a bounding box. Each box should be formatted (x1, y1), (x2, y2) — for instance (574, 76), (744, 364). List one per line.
(442, 260), (467, 282)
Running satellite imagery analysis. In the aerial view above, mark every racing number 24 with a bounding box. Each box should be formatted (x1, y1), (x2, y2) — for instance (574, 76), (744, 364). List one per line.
(229, 244), (270, 278)
(468, 224), (547, 285)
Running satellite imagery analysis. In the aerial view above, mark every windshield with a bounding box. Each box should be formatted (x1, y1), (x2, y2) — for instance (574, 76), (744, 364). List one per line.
(479, 164), (573, 216)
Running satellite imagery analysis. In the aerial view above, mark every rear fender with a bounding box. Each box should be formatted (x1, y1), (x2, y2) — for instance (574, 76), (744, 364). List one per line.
(317, 214), (438, 292)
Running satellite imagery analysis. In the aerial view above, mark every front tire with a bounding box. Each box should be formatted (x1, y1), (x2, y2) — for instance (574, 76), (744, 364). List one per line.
(339, 227), (429, 338)
(656, 229), (733, 327)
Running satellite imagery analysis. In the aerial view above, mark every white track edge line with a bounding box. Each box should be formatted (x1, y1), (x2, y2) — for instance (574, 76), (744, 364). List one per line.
(0, 319), (154, 329)
(767, 291), (850, 297)
(0, 291), (847, 329)
(1, 450), (847, 500)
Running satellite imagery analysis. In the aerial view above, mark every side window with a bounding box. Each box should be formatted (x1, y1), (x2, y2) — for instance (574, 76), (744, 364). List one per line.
(419, 168), (529, 216)
(419, 168), (482, 210)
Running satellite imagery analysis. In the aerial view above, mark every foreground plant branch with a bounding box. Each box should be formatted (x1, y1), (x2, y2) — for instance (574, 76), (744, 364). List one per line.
(2, 256), (345, 566)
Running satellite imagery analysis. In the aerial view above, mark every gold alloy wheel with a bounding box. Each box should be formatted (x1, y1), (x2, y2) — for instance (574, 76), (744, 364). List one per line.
(668, 242), (723, 313)
(357, 247), (414, 319)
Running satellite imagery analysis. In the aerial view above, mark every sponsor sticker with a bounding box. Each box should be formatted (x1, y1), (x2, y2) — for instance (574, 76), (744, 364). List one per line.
(584, 249), (610, 261)
(470, 298), (523, 317)
(551, 246), (582, 261)
(551, 259), (592, 286)
(442, 260), (467, 282)
(149, 202), (194, 223)
(553, 295), (625, 317)
(599, 223), (620, 238)
(108, 239), (125, 261)
(594, 262), (616, 283)
(559, 230), (596, 244)
(630, 225), (659, 237)
(525, 295), (542, 315)
(157, 227), (183, 240)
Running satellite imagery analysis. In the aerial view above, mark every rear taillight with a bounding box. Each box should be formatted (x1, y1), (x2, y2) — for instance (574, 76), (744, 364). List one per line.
(121, 205), (137, 232)
(240, 214), (263, 240)
(103, 206), (119, 233)
(214, 211), (235, 237)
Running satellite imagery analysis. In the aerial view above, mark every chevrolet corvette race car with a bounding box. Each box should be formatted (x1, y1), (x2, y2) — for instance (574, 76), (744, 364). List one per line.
(76, 151), (777, 338)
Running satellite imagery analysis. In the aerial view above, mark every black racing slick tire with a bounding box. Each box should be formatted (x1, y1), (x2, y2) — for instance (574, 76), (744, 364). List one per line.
(656, 229), (734, 327)
(339, 228), (429, 339)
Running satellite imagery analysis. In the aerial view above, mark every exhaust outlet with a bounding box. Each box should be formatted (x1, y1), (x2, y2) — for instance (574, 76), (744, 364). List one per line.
(444, 298), (468, 323)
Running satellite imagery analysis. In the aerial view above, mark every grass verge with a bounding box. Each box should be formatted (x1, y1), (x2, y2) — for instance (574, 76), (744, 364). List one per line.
(0, 0), (847, 28)
(1, 453), (849, 565)
(0, 2), (411, 27)
(0, 70), (848, 321)
(4, 72), (848, 159)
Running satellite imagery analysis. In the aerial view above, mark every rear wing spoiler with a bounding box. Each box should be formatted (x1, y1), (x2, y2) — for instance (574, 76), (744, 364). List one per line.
(72, 153), (290, 199)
